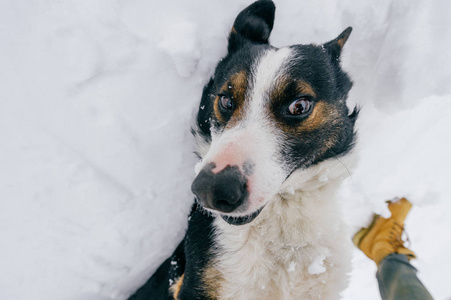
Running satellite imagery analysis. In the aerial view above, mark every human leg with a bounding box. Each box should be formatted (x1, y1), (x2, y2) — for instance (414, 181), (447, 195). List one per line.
(353, 198), (432, 300)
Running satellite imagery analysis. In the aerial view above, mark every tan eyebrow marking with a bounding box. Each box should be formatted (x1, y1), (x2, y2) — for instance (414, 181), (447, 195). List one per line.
(271, 77), (317, 103)
(271, 75), (290, 101)
(295, 80), (316, 98)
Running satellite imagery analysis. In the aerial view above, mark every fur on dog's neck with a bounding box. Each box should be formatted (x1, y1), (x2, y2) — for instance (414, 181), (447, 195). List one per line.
(208, 154), (356, 300)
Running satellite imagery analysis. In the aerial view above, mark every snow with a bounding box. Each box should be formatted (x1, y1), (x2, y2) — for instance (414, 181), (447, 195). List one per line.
(0, 0), (450, 299)
(287, 261), (297, 273)
(308, 252), (330, 275)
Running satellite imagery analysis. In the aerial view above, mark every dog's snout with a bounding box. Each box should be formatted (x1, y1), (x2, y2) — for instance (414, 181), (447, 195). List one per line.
(191, 164), (247, 213)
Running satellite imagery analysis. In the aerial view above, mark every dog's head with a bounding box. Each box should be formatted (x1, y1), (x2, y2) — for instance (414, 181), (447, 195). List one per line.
(191, 0), (357, 225)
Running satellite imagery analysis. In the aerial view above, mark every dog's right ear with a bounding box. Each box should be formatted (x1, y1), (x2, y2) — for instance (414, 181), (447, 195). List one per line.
(227, 0), (276, 53)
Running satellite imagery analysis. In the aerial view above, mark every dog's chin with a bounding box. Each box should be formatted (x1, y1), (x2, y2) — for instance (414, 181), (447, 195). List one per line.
(220, 205), (265, 226)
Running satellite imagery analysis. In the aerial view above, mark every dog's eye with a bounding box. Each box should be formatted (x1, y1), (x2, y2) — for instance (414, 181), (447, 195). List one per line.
(220, 95), (233, 110)
(288, 98), (312, 115)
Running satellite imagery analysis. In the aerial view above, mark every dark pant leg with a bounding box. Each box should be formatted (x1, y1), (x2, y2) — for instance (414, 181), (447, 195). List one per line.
(376, 254), (433, 300)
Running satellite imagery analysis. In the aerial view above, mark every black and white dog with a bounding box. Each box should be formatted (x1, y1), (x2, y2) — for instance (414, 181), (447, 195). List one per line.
(129, 0), (358, 299)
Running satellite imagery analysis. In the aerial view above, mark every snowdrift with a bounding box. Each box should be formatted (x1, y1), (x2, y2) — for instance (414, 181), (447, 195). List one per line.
(0, 0), (450, 299)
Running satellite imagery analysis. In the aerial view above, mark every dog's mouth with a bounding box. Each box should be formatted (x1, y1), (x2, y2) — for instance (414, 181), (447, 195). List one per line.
(220, 205), (265, 226)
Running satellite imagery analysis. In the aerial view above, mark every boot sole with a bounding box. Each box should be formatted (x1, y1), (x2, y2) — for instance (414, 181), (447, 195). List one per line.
(352, 214), (380, 248)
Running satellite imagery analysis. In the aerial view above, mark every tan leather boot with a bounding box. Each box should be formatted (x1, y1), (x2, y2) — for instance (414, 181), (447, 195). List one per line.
(353, 198), (416, 266)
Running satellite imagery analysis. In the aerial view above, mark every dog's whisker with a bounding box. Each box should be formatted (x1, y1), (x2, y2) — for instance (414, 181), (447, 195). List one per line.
(336, 157), (355, 186)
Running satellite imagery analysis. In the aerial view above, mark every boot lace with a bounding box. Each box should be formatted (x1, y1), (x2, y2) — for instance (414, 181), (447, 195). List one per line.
(389, 221), (410, 249)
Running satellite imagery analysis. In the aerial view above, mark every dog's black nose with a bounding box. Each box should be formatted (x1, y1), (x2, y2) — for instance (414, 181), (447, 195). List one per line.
(191, 164), (247, 213)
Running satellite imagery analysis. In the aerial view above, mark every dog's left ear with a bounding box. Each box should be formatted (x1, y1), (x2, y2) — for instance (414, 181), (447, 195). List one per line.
(323, 27), (352, 62)
(228, 0), (276, 53)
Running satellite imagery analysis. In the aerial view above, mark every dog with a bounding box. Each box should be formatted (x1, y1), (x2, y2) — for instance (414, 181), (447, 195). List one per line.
(129, 0), (358, 299)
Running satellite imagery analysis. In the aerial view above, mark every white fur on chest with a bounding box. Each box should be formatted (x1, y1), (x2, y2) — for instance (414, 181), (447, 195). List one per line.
(210, 158), (354, 300)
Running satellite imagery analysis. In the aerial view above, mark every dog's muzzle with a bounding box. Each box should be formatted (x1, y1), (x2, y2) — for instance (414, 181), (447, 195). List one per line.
(191, 163), (248, 213)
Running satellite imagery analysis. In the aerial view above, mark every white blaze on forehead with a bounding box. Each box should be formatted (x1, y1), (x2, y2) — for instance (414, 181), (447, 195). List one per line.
(204, 48), (293, 175)
(204, 47), (293, 163)
(245, 47), (293, 124)
(195, 48), (294, 215)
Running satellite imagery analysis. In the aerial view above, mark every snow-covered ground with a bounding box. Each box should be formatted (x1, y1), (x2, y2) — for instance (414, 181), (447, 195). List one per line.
(1, 0), (450, 299)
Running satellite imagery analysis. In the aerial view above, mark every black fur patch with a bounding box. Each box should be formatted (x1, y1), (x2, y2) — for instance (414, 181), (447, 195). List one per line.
(128, 205), (215, 300)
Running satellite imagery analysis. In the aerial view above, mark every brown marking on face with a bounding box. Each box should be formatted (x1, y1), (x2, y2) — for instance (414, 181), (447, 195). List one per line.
(296, 80), (316, 98)
(274, 100), (340, 138)
(270, 77), (337, 138)
(214, 70), (248, 127)
(231, 26), (237, 34)
(270, 78), (341, 155)
(170, 274), (184, 300)
(271, 75), (291, 101)
(271, 77), (316, 103)
(273, 100), (343, 160)
(300, 101), (339, 132)
(299, 101), (342, 156)
(213, 95), (225, 123)
(202, 265), (222, 299)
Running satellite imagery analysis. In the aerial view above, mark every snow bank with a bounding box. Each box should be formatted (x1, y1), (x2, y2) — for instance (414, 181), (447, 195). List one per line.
(0, 0), (450, 299)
